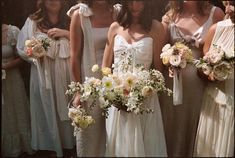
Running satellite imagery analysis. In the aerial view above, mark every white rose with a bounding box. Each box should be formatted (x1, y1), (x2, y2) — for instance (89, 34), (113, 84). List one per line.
(25, 40), (31, 47)
(92, 64), (99, 72)
(213, 61), (232, 81)
(169, 55), (181, 67)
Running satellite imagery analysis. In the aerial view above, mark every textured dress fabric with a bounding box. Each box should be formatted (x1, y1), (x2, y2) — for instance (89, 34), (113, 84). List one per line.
(160, 6), (216, 157)
(194, 19), (234, 157)
(16, 18), (74, 157)
(2, 25), (32, 157)
(105, 34), (167, 157)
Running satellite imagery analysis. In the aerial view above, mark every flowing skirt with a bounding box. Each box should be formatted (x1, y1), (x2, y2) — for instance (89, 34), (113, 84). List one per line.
(194, 81), (234, 157)
(105, 93), (167, 157)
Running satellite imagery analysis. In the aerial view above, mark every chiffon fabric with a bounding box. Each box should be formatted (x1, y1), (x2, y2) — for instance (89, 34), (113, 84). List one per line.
(2, 25), (32, 157)
(105, 34), (167, 157)
(194, 19), (234, 157)
(160, 6), (216, 157)
(67, 3), (115, 157)
(17, 18), (74, 157)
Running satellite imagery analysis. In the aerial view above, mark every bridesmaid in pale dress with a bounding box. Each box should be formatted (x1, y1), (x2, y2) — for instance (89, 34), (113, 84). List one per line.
(1, 14), (32, 157)
(194, 1), (234, 157)
(67, 0), (120, 156)
(17, 0), (75, 157)
(161, 1), (224, 157)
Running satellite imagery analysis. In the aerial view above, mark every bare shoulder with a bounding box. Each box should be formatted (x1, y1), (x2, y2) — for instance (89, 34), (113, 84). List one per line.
(208, 23), (217, 35)
(109, 22), (120, 31)
(108, 22), (121, 37)
(151, 20), (164, 34)
(213, 6), (225, 22)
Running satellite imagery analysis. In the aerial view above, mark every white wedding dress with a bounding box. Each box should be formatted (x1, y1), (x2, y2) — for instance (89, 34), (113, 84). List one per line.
(105, 35), (167, 157)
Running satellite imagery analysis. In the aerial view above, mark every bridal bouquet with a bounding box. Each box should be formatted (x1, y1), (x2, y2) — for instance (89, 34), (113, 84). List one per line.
(160, 42), (194, 105)
(66, 64), (172, 118)
(68, 106), (95, 135)
(195, 44), (234, 81)
(25, 36), (51, 58)
(96, 65), (172, 115)
(66, 79), (99, 133)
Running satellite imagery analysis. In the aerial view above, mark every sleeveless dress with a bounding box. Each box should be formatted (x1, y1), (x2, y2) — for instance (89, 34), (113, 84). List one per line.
(2, 25), (32, 157)
(194, 19), (234, 157)
(105, 35), (167, 157)
(67, 3), (119, 157)
(160, 6), (216, 157)
(16, 18), (74, 157)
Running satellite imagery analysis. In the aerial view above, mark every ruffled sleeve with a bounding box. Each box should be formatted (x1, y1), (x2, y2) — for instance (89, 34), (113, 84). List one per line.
(16, 17), (37, 64)
(67, 3), (93, 17)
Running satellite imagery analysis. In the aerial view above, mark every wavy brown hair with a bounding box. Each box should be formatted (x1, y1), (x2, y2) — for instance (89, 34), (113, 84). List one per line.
(165, 1), (212, 21)
(117, 0), (154, 32)
(30, 0), (70, 31)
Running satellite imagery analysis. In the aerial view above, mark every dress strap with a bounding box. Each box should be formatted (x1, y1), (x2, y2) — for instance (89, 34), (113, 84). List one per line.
(208, 6), (216, 22)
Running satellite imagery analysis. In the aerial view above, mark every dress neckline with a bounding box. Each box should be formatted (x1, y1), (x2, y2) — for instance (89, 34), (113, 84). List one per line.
(115, 34), (153, 45)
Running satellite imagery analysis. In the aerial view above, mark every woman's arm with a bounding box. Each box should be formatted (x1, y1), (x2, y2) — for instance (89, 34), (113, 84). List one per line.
(2, 57), (23, 70)
(102, 22), (119, 68)
(69, 10), (83, 82)
(203, 23), (217, 54)
(150, 20), (166, 73)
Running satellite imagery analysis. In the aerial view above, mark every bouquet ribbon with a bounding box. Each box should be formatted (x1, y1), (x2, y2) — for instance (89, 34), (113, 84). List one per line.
(173, 69), (183, 105)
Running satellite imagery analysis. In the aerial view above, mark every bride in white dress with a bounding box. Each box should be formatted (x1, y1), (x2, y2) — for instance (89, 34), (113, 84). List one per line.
(102, 1), (167, 157)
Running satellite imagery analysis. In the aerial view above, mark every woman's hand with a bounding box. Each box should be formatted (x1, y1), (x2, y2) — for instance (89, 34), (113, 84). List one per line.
(47, 28), (69, 39)
(72, 93), (81, 108)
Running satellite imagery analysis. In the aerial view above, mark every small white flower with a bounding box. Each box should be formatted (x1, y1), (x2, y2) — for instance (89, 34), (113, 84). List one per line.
(162, 44), (171, 52)
(201, 64), (212, 75)
(92, 64), (99, 72)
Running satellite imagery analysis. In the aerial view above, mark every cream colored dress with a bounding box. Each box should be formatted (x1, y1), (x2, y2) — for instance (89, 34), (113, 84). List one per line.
(105, 35), (167, 157)
(2, 25), (32, 157)
(17, 18), (74, 157)
(67, 3), (119, 157)
(194, 19), (234, 157)
(160, 7), (216, 157)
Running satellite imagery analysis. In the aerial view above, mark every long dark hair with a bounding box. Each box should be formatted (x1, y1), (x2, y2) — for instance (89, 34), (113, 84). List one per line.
(117, 0), (154, 32)
(30, 0), (70, 30)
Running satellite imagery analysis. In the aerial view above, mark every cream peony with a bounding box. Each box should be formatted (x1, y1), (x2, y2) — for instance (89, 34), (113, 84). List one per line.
(142, 86), (154, 97)
(92, 64), (99, 72)
(102, 67), (111, 76)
